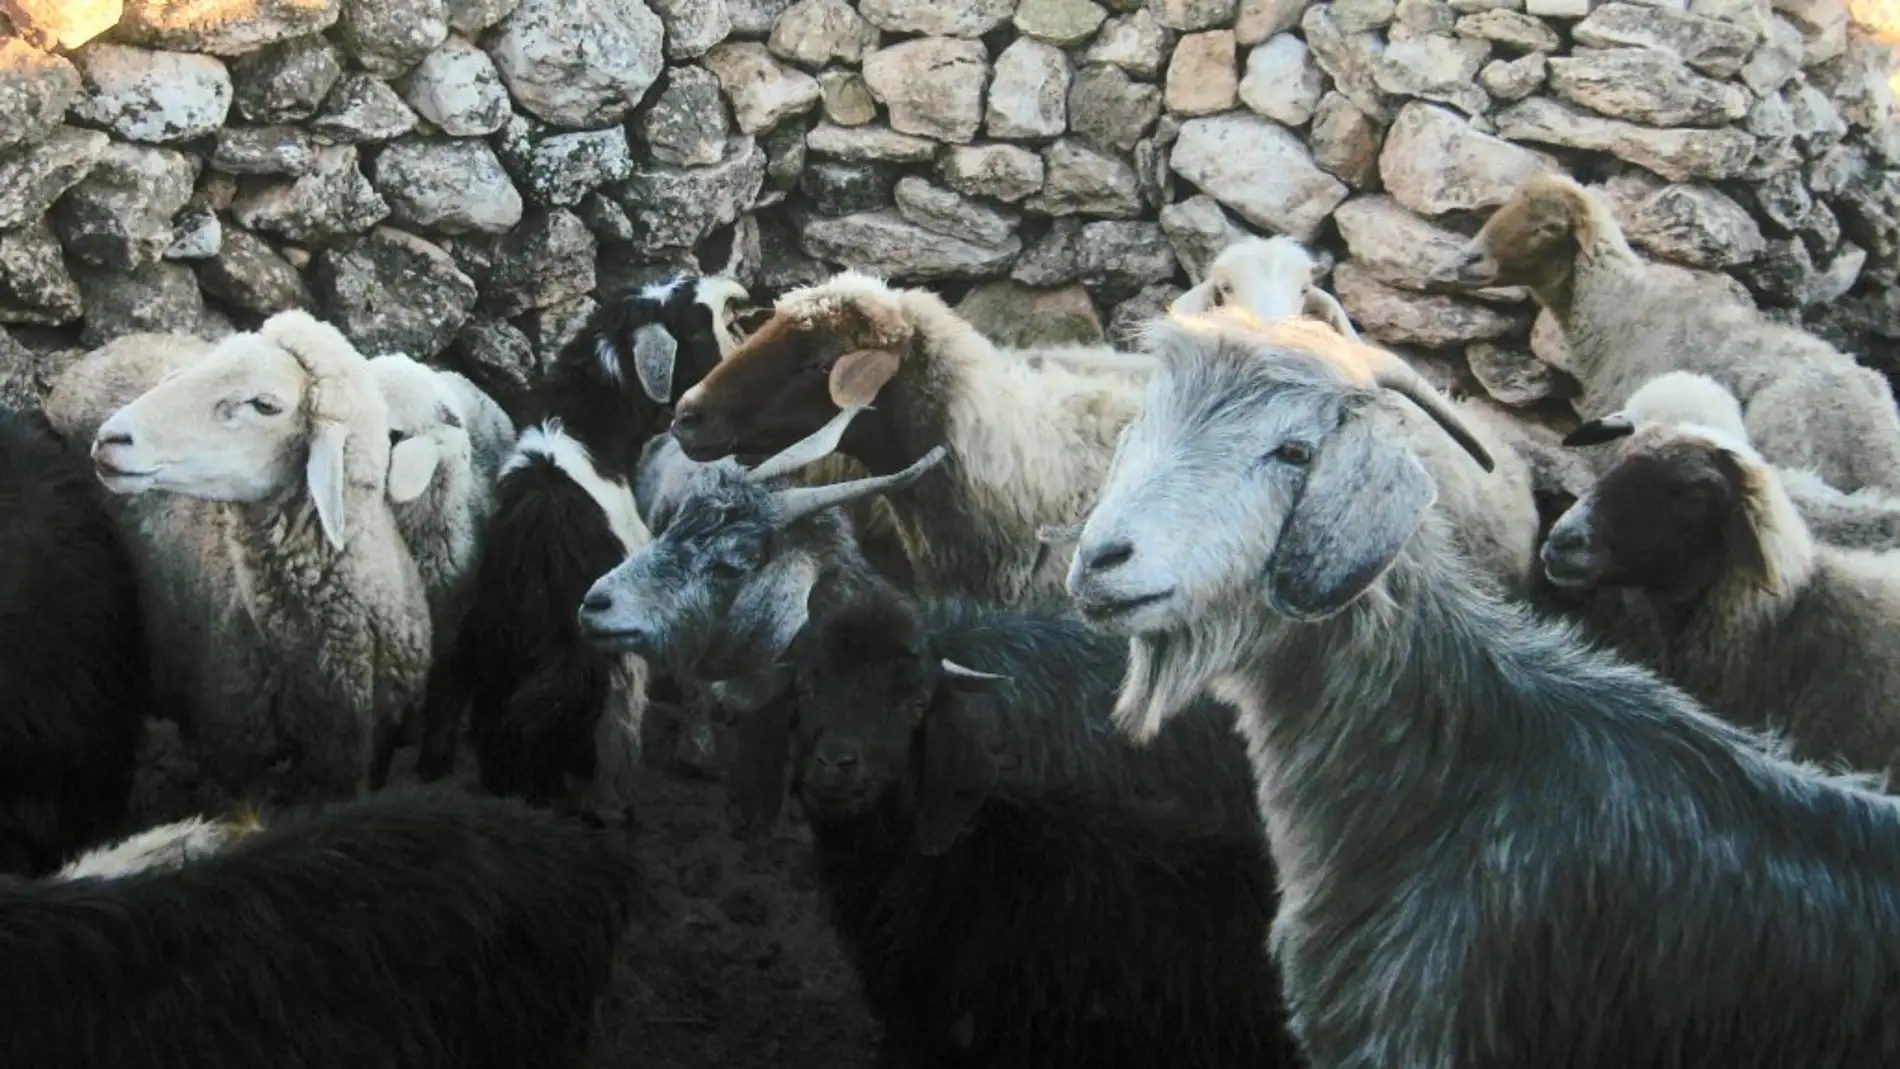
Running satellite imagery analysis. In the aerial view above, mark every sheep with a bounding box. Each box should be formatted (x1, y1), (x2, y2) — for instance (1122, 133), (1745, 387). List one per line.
(414, 273), (749, 816)
(55, 809), (264, 880)
(1065, 305), (1900, 1069)
(1170, 234), (1361, 340)
(1543, 395), (1900, 781)
(1569, 371), (1900, 553)
(1438, 172), (1900, 496)
(89, 310), (433, 803)
(0, 785), (643, 1069)
(581, 419), (1299, 1068)
(0, 405), (146, 876)
(669, 269), (1155, 606)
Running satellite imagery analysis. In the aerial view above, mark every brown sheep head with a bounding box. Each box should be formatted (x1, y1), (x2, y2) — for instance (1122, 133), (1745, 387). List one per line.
(671, 271), (916, 465)
(1434, 174), (1618, 296)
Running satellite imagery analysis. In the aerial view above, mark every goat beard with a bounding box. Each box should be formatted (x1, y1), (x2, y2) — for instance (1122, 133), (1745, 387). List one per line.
(1114, 613), (1259, 744)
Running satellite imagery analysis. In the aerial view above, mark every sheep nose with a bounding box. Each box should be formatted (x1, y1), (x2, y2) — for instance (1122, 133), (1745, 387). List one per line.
(1079, 539), (1135, 575)
(813, 738), (862, 777)
(96, 430), (133, 449)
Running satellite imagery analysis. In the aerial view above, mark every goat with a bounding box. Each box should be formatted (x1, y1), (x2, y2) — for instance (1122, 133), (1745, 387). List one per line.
(90, 311), (432, 803)
(1439, 172), (1900, 496)
(668, 270), (1149, 606)
(0, 405), (146, 876)
(1065, 305), (1900, 1069)
(0, 786), (642, 1069)
(416, 274), (749, 819)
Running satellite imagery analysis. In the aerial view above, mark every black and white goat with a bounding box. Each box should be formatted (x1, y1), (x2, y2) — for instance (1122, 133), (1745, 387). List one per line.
(0, 405), (146, 875)
(0, 786), (641, 1068)
(415, 274), (750, 826)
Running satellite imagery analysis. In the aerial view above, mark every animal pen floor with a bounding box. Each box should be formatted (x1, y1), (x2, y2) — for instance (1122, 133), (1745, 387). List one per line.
(126, 709), (881, 1069)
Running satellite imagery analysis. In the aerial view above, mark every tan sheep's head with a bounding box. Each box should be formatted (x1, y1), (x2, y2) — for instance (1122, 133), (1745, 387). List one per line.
(1435, 173), (1605, 292)
(91, 310), (390, 549)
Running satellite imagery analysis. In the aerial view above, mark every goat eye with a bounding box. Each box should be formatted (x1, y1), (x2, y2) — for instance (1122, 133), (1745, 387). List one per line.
(1268, 441), (1314, 466)
(250, 397), (283, 416)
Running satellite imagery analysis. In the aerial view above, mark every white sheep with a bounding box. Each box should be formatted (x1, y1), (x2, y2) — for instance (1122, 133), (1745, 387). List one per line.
(1443, 172), (1900, 496)
(89, 310), (433, 801)
(1170, 235), (1361, 340)
(56, 810), (264, 880)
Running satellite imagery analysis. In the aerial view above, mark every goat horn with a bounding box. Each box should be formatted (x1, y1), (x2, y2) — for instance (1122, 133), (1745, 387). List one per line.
(1562, 414), (1636, 448)
(769, 445), (949, 527)
(744, 405), (869, 484)
(939, 658), (1011, 683)
(1359, 347), (1497, 473)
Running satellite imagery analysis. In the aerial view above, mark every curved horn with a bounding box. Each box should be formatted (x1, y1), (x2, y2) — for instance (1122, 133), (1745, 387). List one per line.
(744, 405), (869, 483)
(939, 658), (1011, 683)
(1359, 347), (1496, 473)
(769, 444), (949, 526)
(1562, 414), (1636, 448)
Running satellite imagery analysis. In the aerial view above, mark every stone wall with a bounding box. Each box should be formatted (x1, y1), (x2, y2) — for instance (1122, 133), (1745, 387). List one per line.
(2, 0), (1898, 420)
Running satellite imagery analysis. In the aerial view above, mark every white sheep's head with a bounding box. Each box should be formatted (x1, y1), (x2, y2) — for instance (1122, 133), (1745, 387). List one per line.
(1065, 311), (1493, 739)
(369, 353), (471, 505)
(91, 310), (390, 550)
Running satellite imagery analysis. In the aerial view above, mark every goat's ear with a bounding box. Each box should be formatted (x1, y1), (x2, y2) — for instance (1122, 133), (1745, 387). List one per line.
(727, 691), (794, 836)
(829, 348), (901, 408)
(1266, 412), (1435, 621)
(913, 692), (996, 856)
(631, 323), (679, 404)
(1713, 450), (1774, 591)
(306, 419), (351, 549)
(1562, 414), (1635, 448)
(697, 561), (821, 681)
(386, 436), (440, 504)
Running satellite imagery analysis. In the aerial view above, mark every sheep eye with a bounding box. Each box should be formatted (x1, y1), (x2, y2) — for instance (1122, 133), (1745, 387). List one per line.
(250, 397), (283, 416)
(1268, 441), (1314, 466)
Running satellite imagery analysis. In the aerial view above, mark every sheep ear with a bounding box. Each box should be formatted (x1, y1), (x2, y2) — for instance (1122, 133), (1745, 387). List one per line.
(727, 691), (794, 836)
(1562, 414), (1635, 448)
(913, 693), (996, 857)
(1713, 451), (1774, 591)
(386, 436), (441, 504)
(631, 323), (679, 405)
(1169, 281), (1217, 316)
(1266, 416), (1435, 621)
(307, 419), (351, 549)
(828, 349), (901, 408)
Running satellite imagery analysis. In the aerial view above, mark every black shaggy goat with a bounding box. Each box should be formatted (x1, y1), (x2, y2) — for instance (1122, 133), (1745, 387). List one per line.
(0, 785), (640, 1069)
(416, 274), (751, 819)
(0, 405), (145, 875)
(778, 570), (1299, 1069)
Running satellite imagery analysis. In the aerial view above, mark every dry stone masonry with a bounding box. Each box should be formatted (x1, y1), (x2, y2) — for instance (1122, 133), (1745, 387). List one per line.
(2, 0), (1899, 419)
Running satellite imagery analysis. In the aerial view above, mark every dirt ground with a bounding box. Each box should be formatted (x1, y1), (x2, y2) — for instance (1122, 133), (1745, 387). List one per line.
(125, 707), (880, 1069)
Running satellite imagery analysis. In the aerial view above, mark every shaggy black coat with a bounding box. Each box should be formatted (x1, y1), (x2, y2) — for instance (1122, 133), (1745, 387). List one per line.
(0, 405), (145, 875)
(780, 574), (1302, 1069)
(0, 786), (641, 1069)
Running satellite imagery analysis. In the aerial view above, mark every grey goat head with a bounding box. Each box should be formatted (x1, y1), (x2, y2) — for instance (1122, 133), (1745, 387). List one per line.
(1065, 310), (1493, 740)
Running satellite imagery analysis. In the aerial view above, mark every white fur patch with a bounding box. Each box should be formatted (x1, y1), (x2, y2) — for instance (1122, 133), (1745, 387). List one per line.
(694, 276), (751, 357)
(1624, 372), (1747, 438)
(504, 422), (650, 555)
(596, 335), (623, 386)
(58, 815), (248, 880)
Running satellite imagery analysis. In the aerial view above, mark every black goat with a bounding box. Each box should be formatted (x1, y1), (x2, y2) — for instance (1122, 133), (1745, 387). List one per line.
(0, 405), (146, 875)
(417, 274), (750, 818)
(0, 785), (640, 1069)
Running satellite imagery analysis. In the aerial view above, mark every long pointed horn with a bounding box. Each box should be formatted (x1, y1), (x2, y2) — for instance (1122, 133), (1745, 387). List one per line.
(770, 445), (949, 526)
(744, 405), (869, 483)
(1360, 347), (1496, 472)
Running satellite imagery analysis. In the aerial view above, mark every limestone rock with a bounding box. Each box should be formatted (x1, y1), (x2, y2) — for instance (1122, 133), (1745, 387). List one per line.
(5, 0), (123, 51)
(705, 42), (822, 135)
(1011, 218), (1177, 298)
(196, 228), (309, 315)
(648, 0), (733, 60)
(1107, 281), (1184, 345)
(807, 121), (940, 162)
(1239, 34), (1325, 126)
(938, 142), (1047, 201)
(762, 122), (808, 189)
(1741, 16), (1804, 96)
(228, 36), (342, 125)
(448, 315), (540, 396)
(73, 261), (208, 347)
(1571, 2), (1758, 77)
(53, 143), (199, 270)
(1454, 9), (1558, 52)
(1303, 3), (1397, 122)
(1165, 31), (1239, 116)
(231, 144), (390, 242)
(1015, 0), (1109, 44)
(1524, 0), (1589, 15)
(611, 135), (766, 252)
(987, 38), (1071, 140)
(480, 209), (596, 316)
(1810, 35), (1899, 133)
(212, 125), (317, 176)
(371, 137), (522, 235)
(1625, 183), (1766, 267)
(802, 209), (1021, 280)
(818, 69), (877, 125)
(337, 0), (448, 77)
(956, 280), (1105, 348)
(1088, 10), (1174, 77)
(1159, 194), (1249, 282)
(0, 218), (82, 325)
(1379, 101), (1557, 215)
(312, 227), (476, 355)
(496, 117), (634, 207)
(70, 44), (233, 144)
(857, 0), (1014, 35)
(307, 72), (419, 142)
(1333, 261), (1526, 347)
(1465, 340), (1559, 405)
(1333, 193), (1474, 289)
(117, 0), (341, 54)
(1493, 96), (1757, 181)
(1155, 0), (1239, 29)
(1172, 111), (1348, 239)
(1479, 52), (1546, 100)
(1237, 0), (1314, 43)
(769, 0), (882, 68)
(1067, 65), (1162, 153)
(862, 38), (990, 143)
(486, 0), (665, 128)
(639, 67), (731, 167)
(0, 38), (79, 153)
(166, 212), (225, 261)
(448, 0), (521, 33)
(1548, 48), (1751, 127)
(396, 35), (511, 137)
(1309, 90), (1384, 187)
(1025, 138), (1143, 217)
(800, 160), (900, 214)
(1335, 0), (1398, 32)
(895, 175), (1022, 246)
(0, 127), (111, 232)
(1735, 235), (1814, 305)
(1374, 32), (1491, 116)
